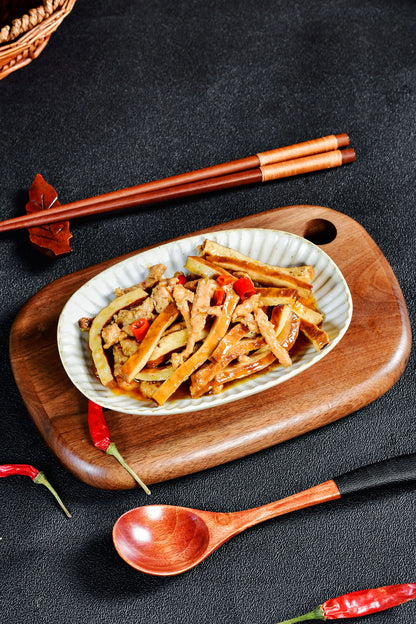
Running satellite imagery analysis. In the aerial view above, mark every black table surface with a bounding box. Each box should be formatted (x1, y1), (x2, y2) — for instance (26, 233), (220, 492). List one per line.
(1, 1), (415, 623)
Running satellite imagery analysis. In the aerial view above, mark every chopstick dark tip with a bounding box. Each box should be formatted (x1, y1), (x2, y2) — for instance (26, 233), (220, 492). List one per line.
(335, 133), (350, 148)
(341, 148), (356, 164)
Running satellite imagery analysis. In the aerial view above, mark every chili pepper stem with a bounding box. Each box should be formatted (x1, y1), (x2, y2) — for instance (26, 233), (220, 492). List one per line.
(106, 443), (151, 495)
(34, 471), (72, 518)
(276, 606), (325, 623)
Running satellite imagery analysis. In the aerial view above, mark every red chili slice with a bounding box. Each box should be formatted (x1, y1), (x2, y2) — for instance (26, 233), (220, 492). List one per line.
(233, 276), (256, 300)
(130, 318), (150, 341)
(213, 286), (225, 306)
(216, 274), (234, 286)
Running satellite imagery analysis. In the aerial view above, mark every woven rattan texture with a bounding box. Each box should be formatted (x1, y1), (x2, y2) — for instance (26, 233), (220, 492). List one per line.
(0, 0), (75, 79)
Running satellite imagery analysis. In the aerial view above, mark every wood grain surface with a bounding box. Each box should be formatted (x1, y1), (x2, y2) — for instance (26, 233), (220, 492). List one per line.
(9, 205), (411, 490)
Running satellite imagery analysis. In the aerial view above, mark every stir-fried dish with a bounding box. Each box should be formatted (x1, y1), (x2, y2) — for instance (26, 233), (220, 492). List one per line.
(79, 239), (329, 405)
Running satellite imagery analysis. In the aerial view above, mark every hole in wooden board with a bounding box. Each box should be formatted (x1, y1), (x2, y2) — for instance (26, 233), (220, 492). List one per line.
(303, 219), (337, 245)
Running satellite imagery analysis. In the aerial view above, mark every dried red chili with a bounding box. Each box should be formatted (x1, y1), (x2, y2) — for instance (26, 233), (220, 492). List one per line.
(233, 276), (256, 300)
(277, 583), (416, 622)
(0, 464), (71, 517)
(88, 400), (150, 494)
(130, 318), (150, 342)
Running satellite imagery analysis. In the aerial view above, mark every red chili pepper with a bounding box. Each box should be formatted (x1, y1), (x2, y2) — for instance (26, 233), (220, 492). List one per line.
(277, 583), (416, 622)
(130, 318), (150, 342)
(176, 274), (187, 285)
(0, 464), (71, 517)
(88, 400), (150, 495)
(213, 286), (225, 306)
(216, 274), (234, 286)
(233, 276), (256, 300)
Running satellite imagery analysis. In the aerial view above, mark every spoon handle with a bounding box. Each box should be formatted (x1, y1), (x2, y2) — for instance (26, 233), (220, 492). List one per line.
(232, 453), (416, 532)
(333, 452), (416, 496)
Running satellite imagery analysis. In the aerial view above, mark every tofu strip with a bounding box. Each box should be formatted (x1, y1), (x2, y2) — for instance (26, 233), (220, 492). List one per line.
(193, 304), (299, 398)
(185, 255), (234, 280)
(199, 239), (314, 279)
(213, 349), (277, 386)
(119, 302), (179, 383)
(205, 253), (312, 298)
(88, 287), (147, 388)
(257, 287), (298, 307)
(199, 239), (313, 296)
(300, 318), (329, 351)
(190, 336), (265, 398)
(276, 312), (301, 350)
(134, 366), (174, 381)
(291, 300), (324, 325)
(147, 327), (208, 367)
(210, 308), (298, 389)
(254, 308), (292, 368)
(152, 289), (239, 405)
(210, 323), (250, 362)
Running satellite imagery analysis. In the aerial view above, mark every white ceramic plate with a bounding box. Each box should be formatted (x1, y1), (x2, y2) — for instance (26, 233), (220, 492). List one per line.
(57, 229), (353, 415)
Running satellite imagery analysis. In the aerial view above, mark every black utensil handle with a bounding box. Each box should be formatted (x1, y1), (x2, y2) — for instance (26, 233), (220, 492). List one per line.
(334, 453), (416, 496)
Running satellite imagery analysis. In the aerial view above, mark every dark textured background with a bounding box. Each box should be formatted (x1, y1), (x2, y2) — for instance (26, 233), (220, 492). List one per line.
(0, 1), (415, 623)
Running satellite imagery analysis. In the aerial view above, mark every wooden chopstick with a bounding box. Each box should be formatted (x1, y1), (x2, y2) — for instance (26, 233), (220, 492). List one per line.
(0, 139), (354, 233)
(62, 133), (350, 208)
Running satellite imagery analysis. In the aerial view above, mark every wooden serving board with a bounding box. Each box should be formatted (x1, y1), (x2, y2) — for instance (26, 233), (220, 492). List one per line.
(9, 206), (411, 490)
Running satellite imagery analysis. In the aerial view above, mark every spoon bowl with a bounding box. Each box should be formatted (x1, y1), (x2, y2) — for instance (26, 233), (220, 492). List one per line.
(113, 505), (212, 575)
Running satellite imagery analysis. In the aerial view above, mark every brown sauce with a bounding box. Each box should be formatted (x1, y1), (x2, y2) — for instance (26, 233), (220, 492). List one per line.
(109, 333), (311, 406)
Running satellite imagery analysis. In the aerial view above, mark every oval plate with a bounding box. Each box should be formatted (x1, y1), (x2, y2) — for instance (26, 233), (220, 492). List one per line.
(57, 228), (353, 415)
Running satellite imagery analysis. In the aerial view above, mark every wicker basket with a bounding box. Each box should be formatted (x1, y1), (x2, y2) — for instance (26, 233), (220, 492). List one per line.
(0, 0), (76, 80)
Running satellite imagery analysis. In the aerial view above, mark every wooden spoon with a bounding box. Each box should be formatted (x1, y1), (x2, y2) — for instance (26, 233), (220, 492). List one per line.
(112, 453), (416, 576)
